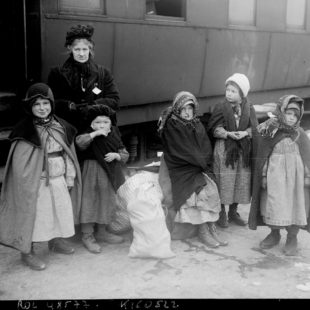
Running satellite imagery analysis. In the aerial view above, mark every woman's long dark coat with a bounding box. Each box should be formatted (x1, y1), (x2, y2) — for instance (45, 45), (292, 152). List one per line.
(48, 58), (120, 131)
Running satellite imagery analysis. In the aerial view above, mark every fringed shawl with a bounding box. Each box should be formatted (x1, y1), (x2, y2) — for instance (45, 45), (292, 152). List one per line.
(207, 99), (258, 169)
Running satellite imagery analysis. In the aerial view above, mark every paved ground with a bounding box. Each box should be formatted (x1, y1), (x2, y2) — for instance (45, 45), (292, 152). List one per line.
(1, 205), (310, 301)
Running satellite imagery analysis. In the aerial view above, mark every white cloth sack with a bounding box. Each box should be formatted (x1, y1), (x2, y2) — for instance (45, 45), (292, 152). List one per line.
(127, 180), (175, 259)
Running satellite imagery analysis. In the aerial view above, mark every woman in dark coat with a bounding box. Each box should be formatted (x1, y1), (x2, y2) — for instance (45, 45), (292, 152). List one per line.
(48, 24), (119, 132)
(249, 95), (310, 256)
(159, 91), (227, 248)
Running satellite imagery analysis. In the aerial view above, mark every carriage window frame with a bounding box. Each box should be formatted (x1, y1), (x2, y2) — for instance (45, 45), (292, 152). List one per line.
(145, 0), (186, 22)
(228, 0), (257, 27)
(57, 0), (106, 16)
(286, 0), (306, 30)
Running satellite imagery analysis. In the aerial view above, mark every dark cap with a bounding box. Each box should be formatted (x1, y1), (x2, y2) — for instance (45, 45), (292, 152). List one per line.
(23, 83), (55, 114)
(86, 104), (116, 126)
(65, 24), (94, 47)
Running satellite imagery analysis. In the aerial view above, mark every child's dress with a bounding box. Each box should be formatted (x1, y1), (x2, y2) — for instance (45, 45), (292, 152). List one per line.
(32, 122), (76, 241)
(0, 116), (81, 254)
(260, 137), (309, 227)
(76, 127), (128, 225)
(208, 100), (258, 204)
(249, 94), (310, 232)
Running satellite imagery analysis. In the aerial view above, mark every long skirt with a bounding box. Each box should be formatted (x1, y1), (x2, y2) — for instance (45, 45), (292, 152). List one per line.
(80, 160), (116, 224)
(174, 173), (220, 224)
(213, 139), (251, 205)
(32, 164), (75, 242)
(260, 138), (309, 227)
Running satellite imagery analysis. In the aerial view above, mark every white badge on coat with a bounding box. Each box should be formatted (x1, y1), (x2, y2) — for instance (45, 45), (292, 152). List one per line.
(92, 87), (102, 95)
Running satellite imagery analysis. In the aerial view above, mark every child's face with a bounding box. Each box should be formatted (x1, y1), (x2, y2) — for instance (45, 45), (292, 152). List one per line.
(91, 115), (112, 131)
(180, 104), (194, 120)
(32, 98), (52, 119)
(284, 109), (298, 126)
(226, 84), (242, 103)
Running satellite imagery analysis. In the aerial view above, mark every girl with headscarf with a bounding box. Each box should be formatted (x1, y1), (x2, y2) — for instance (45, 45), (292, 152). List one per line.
(76, 105), (129, 253)
(0, 83), (82, 270)
(249, 95), (310, 256)
(159, 91), (227, 248)
(48, 24), (119, 132)
(207, 73), (258, 228)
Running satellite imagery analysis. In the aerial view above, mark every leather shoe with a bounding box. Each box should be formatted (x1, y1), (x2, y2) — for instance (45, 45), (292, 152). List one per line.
(48, 238), (75, 255)
(21, 253), (46, 271)
(259, 230), (281, 249)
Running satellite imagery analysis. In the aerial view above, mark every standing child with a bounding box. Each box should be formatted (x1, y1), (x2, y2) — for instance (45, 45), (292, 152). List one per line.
(249, 95), (310, 256)
(76, 105), (129, 253)
(0, 83), (81, 270)
(159, 91), (227, 248)
(207, 73), (258, 228)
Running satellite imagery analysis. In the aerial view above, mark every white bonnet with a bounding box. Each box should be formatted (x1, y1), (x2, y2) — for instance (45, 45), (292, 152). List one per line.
(225, 73), (250, 97)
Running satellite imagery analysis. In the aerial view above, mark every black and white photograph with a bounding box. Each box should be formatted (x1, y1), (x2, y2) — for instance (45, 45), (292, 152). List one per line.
(1, 0), (310, 304)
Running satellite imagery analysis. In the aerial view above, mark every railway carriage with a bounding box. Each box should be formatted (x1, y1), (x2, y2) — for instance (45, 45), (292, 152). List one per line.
(1, 0), (310, 175)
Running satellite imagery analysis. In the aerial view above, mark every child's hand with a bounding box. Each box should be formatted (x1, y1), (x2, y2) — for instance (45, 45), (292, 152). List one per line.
(90, 128), (110, 138)
(305, 177), (310, 187)
(261, 176), (267, 189)
(104, 152), (121, 162)
(235, 131), (249, 140)
(227, 132), (239, 140)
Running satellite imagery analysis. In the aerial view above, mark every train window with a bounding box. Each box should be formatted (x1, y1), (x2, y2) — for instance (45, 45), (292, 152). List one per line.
(59, 0), (105, 15)
(286, 0), (306, 29)
(229, 0), (256, 26)
(145, 0), (185, 19)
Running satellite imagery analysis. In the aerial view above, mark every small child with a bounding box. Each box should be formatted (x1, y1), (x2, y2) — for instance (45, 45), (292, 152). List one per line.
(159, 91), (227, 248)
(207, 73), (258, 228)
(0, 83), (81, 270)
(76, 105), (129, 253)
(249, 95), (310, 256)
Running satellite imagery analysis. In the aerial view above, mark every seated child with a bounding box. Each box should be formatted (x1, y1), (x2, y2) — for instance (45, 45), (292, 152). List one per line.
(76, 105), (129, 253)
(159, 91), (228, 248)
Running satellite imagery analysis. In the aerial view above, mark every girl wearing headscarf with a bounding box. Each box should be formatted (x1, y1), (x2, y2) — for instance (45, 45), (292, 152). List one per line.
(48, 24), (119, 132)
(76, 105), (129, 253)
(159, 91), (227, 248)
(207, 73), (258, 228)
(0, 83), (82, 270)
(249, 95), (310, 256)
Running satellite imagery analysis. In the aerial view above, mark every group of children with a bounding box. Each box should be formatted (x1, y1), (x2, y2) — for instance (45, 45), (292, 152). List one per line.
(0, 71), (309, 271)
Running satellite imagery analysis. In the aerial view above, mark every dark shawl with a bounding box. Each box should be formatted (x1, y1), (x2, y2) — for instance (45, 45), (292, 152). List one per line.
(207, 99), (258, 169)
(161, 114), (214, 211)
(248, 128), (310, 232)
(80, 126), (125, 191)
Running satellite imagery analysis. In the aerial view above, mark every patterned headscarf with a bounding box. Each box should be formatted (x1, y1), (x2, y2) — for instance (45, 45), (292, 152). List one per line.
(158, 91), (199, 133)
(257, 94), (304, 138)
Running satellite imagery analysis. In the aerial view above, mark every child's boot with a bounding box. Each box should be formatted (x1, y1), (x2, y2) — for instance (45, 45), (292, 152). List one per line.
(259, 229), (281, 249)
(217, 204), (228, 228)
(208, 222), (228, 246)
(82, 233), (101, 254)
(283, 226), (299, 256)
(198, 223), (219, 248)
(48, 238), (75, 255)
(21, 243), (46, 271)
(228, 203), (247, 226)
(96, 224), (124, 244)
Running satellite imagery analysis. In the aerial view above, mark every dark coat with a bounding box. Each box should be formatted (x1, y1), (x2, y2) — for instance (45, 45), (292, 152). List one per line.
(0, 116), (82, 253)
(248, 128), (310, 232)
(161, 114), (214, 211)
(48, 57), (120, 132)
